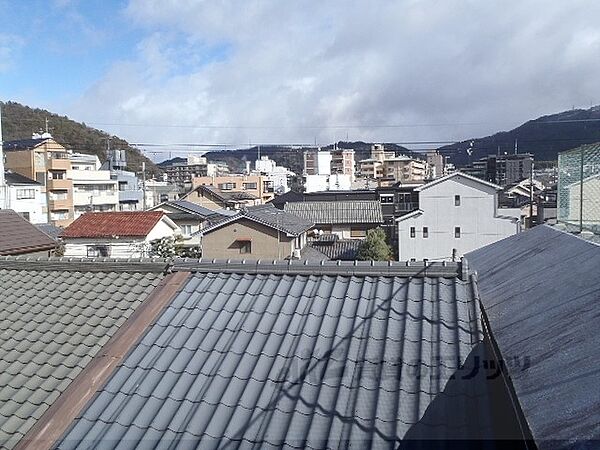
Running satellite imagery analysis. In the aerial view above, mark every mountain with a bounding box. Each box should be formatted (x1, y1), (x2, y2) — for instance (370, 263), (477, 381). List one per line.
(439, 106), (600, 166)
(0, 101), (159, 175)
(203, 141), (419, 174)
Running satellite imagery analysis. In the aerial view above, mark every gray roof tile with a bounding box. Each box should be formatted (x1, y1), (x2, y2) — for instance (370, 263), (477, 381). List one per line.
(0, 263), (165, 449)
(466, 225), (600, 449)
(284, 201), (384, 224)
(58, 271), (499, 448)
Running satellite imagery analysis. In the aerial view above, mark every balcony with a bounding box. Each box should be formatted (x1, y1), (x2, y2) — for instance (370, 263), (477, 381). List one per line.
(47, 178), (72, 190)
(47, 158), (71, 171)
(48, 198), (71, 210)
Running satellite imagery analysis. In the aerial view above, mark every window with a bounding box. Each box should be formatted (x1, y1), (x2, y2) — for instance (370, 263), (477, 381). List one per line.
(238, 240), (251, 254)
(242, 182), (257, 190)
(16, 189), (36, 199)
(380, 194), (394, 204)
(423, 227), (429, 238)
(350, 228), (367, 238)
(218, 182), (236, 191)
(410, 227), (416, 238)
(454, 195), (461, 206)
(181, 225), (193, 235)
(87, 245), (110, 257)
(455, 227), (461, 238)
(19, 212), (30, 221)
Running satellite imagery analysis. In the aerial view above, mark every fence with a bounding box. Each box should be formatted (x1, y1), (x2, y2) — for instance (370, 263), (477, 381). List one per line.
(557, 143), (600, 233)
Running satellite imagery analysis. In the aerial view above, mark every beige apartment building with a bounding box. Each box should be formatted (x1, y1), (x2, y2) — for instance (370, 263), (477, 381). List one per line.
(359, 144), (427, 184)
(3, 137), (74, 227)
(192, 174), (275, 204)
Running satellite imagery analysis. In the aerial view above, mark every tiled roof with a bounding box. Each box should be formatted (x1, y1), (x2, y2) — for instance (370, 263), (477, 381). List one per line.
(2, 139), (48, 152)
(284, 201), (384, 224)
(466, 225), (600, 449)
(307, 238), (362, 260)
(35, 224), (63, 241)
(0, 260), (166, 449)
(61, 212), (166, 238)
(58, 269), (497, 448)
(167, 200), (218, 217)
(200, 204), (314, 237)
(0, 210), (56, 255)
(4, 170), (39, 186)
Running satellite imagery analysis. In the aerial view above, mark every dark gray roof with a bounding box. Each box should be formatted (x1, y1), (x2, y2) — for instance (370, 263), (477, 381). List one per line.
(168, 200), (219, 217)
(2, 138), (48, 152)
(284, 201), (384, 224)
(307, 237), (363, 260)
(200, 204), (314, 237)
(0, 210), (57, 255)
(0, 259), (166, 449)
(57, 268), (501, 448)
(4, 170), (40, 186)
(466, 225), (600, 449)
(35, 223), (63, 241)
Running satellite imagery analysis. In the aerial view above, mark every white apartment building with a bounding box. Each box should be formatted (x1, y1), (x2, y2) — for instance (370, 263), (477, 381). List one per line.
(397, 172), (520, 261)
(69, 153), (119, 219)
(254, 156), (293, 194)
(4, 170), (47, 223)
(304, 173), (353, 193)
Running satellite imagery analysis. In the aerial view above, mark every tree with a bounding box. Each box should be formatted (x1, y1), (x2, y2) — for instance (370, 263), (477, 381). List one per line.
(148, 235), (201, 258)
(356, 228), (393, 261)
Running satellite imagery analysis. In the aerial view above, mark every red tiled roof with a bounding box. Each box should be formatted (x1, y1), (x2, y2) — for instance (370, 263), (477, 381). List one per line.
(61, 212), (166, 238)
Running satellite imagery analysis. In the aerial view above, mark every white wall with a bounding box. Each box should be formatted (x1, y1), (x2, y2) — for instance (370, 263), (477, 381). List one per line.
(63, 218), (179, 258)
(398, 176), (519, 261)
(6, 185), (47, 223)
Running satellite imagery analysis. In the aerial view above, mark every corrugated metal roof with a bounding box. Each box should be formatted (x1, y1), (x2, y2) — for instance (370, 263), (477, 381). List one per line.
(466, 225), (600, 449)
(0, 264), (165, 449)
(284, 201), (384, 224)
(58, 271), (497, 448)
(0, 210), (57, 255)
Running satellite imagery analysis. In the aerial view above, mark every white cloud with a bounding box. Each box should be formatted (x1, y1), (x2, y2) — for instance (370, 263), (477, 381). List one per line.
(70, 0), (600, 152)
(0, 34), (23, 73)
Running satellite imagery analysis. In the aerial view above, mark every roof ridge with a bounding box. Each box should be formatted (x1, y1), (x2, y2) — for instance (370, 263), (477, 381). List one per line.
(0, 256), (171, 273)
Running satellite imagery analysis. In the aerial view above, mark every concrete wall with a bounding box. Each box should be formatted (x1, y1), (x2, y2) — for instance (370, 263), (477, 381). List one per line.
(6, 184), (46, 223)
(398, 176), (519, 261)
(201, 218), (298, 260)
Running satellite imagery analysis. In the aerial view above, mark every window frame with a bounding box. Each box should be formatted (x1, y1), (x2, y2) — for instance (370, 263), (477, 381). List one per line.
(454, 227), (461, 238)
(410, 227), (416, 238)
(423, 227), (429, 238)
(454, 195), (461, 206)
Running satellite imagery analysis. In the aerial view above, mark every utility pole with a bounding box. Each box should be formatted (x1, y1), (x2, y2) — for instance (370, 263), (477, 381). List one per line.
(529, 161), (534, 228)
(0, 104), (6, 209)
(142, 162), (147, 210)
(579, 146), (584, 233)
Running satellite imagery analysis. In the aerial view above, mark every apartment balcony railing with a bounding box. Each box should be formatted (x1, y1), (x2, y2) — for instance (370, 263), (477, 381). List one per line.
(47, 178), (72, 190)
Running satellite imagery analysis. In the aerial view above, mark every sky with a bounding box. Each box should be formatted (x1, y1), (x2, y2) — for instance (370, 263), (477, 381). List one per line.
(1, 0), (600, 160)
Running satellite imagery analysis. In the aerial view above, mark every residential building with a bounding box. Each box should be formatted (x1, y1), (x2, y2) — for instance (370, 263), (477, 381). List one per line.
(2, 257), (532, 448)
(102, 149), (144, 211)
(69, 153), (119, 219)
(359, 144), (427, 183)
(330, 147), (355, 180)
(157, 155), (217, 186)
(199, 204), (313, 259)
(396, 172), (520, 261)
(149, 199), (234, 250)
(303, 148), (331, 175)
(487, 153), (534, 186)
(192, 174), (275, 204)
(284, 200), (384, 239)
(0, 209), (56, 255)
(181, 184), (260, 210)
(143, 179), (180, 208)
(304, 173), (352, 193)
(3, 136), (74, 226)
(254, 155), (293, 194)
(4, 170), (46, 223)
(61, 211), (180, 258)
(426, 150), (445, 179)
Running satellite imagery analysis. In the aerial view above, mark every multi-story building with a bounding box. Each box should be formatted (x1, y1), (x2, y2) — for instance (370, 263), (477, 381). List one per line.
(69, 153), (119, 219)
(303, 148), (332, 176)
(330, 148), (355, 180)
(359, 144), (427, 183)
(102, 149), (144, 211)
(487, 153), (534, 186)
(254, 156), (293, 194)
(192, 174), (275, 204)
(3, 136), (75, 226)
(143, 179), (181, 209)
(158, 155), (217, 186)
(4, 170), (47, 223)
(426, 151), (445, 179)
(396, 172), (520, 261)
